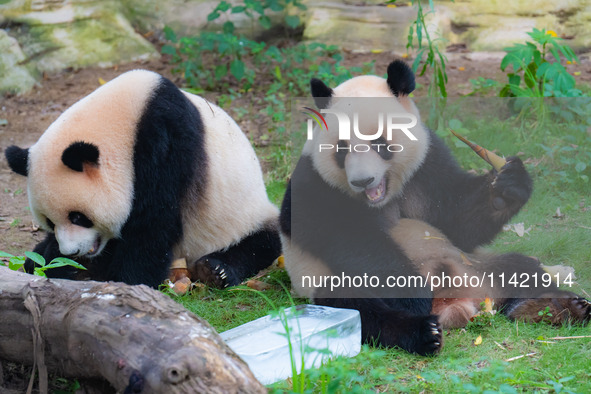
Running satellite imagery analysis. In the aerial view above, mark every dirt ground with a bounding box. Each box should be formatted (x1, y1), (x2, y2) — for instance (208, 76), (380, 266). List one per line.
(1, 50), (591, 256)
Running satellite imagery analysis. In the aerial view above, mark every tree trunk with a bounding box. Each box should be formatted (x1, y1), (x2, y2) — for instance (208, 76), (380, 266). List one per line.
(0, 267), (265, 393)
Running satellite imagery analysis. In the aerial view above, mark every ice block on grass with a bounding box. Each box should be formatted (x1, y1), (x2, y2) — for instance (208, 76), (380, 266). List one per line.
(220, 304), (361, 385)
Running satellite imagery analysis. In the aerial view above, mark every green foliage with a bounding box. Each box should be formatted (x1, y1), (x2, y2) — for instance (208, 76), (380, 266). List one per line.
(500, 28), (581, 98)
(388, 0), (449, 98)
(0, 250), (86, 277)
(207, 0), (307, 35)
(164, 27), (368, 95)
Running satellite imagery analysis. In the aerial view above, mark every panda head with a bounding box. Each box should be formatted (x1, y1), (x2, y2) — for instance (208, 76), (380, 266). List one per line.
(307, 60), (430, 208)
(5, 70), (162, 257)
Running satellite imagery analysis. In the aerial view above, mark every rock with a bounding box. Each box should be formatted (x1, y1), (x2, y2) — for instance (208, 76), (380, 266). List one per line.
(0, 30), (38, 95)
(303, 2), (415, 53)
(0, 0), (160, 94)
(438, 0), (591, 52)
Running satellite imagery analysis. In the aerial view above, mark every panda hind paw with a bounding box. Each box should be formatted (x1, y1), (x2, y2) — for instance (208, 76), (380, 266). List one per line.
(187, 257), (241, 289)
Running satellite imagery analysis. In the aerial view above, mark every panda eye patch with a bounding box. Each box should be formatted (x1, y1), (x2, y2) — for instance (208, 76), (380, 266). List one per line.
(334, 140), (348, 168)
(372, 136), (394, 161)
(68, 211), (94, 228)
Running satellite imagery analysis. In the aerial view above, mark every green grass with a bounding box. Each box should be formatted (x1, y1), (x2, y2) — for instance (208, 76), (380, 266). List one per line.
(173, 97), (590, 393)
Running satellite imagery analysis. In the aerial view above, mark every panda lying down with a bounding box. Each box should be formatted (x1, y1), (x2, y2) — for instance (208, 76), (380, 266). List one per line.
(280, 60), (590, 355)
(5, 70), (281, 288)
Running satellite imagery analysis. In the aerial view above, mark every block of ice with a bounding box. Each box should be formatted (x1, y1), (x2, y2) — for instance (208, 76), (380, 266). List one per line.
(220, 304), (361, 385)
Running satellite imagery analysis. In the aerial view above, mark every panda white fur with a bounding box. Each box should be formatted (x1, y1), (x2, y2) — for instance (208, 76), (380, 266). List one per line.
(280, 60), (590, 355)
(5, 70), (281, 288)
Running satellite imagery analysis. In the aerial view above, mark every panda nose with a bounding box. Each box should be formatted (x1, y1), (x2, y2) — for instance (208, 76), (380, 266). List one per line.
(350, 177), (375, 188)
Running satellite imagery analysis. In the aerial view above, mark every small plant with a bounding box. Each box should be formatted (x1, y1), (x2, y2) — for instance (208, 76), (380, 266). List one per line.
(538, 305), (553, 321)
(500, 28), (581, 98)
(0, 250), (86, 277)
(207, 0), (307, 36)
(387, 0), (449, 98)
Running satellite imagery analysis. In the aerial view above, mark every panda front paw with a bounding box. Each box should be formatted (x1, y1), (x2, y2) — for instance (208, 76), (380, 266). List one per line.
(490, 156), (532, 212)
(413, 315), (444, 356)
(187, 257), (242, 289)
(380, 314), (443, 356)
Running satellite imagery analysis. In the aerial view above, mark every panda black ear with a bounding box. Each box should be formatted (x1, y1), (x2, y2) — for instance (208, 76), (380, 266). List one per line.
(5, 145), (30, 176)
(386, 60), (415, 96)
(62, 142), (100, 172)
(310, 78), (334, 109)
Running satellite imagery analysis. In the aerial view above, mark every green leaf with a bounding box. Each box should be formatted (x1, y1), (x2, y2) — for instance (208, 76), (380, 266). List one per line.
(437, 66), (447, 97)
(259, 15), (272, 29)
(231, 6), (246, 13)
(0, 251), (15, 258)
(33, 267), (48, 277)
(162, 26), (177, 43)
(25, 251), (46, 267)
(575, 162), (587, 173)
(223, 21), (235, 34)
(207, 11), (221, 21)
(448, 118), (463, 130)
(230, 59), (245, 80)
(8, 256), (25, 271)
(215, 64), (227, 80)
(216, 1), (231, 12)
(285, 15), (301, 29)
(161, 44), (177, 56)
(411, 49), (425, 73)
(50, 257), (87, 271)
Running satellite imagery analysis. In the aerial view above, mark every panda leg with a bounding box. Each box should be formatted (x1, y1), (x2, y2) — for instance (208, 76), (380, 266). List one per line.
(188, 225), (282, 288)
(500, 294), (591, 325)
(478, 253), (591, 325)
(315, 297), (443, 356)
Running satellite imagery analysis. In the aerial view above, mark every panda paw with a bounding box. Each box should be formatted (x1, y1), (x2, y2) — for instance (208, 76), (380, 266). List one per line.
(571, 297), (591, 322)
(187, 257), (242, 289)
(413, 315), (444, 356)
(491, 156), (533, 211)
(380, 314), (443, 356)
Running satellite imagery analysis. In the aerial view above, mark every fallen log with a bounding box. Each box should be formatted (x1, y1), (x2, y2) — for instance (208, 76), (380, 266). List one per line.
(0, 267), (265, 393)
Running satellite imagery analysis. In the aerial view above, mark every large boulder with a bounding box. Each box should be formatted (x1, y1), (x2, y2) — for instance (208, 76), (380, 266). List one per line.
(0, 29), (37, 95)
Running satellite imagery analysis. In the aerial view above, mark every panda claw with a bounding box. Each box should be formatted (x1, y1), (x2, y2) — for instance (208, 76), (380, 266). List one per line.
(430, 322), (437, 328)
(431, 329), (439, 335)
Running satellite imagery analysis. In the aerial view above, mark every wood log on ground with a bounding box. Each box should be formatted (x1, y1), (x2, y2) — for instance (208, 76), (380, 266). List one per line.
(0, 267), (265, 393)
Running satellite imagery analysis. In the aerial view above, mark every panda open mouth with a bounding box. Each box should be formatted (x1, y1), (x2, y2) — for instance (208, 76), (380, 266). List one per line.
(86, 236), (102, 257)
(365, 177), (386, 204)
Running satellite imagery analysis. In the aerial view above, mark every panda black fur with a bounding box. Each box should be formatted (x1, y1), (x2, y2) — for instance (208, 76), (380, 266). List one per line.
(280, 60), (589, 355)
(5, 70), (281, 288)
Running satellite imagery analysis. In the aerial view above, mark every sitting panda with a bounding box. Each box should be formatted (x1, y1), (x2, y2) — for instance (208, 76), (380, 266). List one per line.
(280, 60), (589, 355)
(5, 70), (281, 288)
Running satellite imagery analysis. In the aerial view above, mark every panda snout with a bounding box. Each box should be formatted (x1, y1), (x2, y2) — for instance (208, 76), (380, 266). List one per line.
(350, 177), (375, 188)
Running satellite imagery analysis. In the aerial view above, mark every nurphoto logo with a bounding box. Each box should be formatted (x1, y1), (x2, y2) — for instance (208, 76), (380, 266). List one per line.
(303, 106), (419, 153)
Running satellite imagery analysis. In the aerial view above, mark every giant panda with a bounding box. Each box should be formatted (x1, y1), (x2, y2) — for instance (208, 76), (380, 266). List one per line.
(5, 70), (281, 288)
(280, 60), (589, 355)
